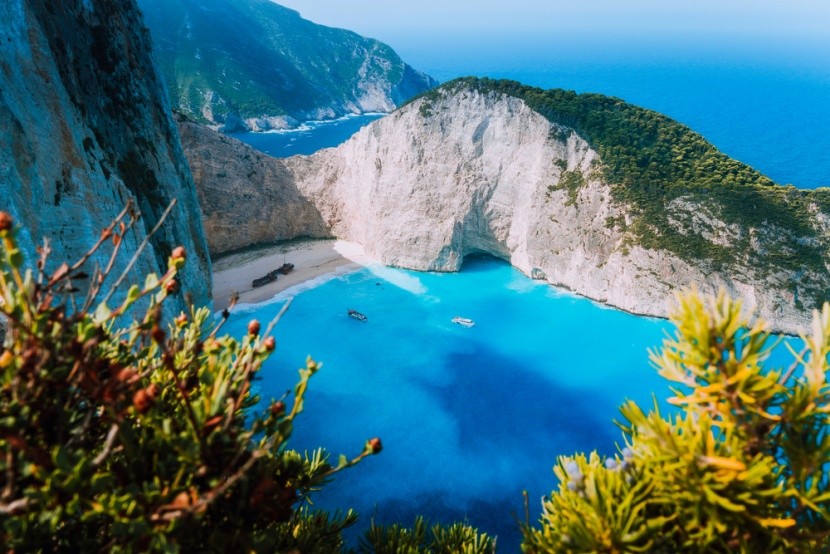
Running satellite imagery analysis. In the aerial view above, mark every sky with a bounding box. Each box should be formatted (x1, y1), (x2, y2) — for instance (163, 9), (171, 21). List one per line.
(275, 0), (830, 44)
(270, 0), (830, 189)
(274, 0), (830, 82)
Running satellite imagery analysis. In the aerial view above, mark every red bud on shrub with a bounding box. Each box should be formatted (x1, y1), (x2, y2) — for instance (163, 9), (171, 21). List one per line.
(367, 437), (382, 454)
(0, 211), (12, 232)
(248, 319), (261, 336)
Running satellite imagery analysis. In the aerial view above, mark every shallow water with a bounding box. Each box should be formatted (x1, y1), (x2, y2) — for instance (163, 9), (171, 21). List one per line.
(224, 257), (798, 548)
(219, 51), (822, 545)
(214, 28), (824, 550)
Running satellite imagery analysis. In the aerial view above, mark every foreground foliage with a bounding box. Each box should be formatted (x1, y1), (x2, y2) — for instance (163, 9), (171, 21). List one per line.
(522, 289), (830, 553)
(0, 210), (380, 552)
(0, 210), (494, 552)
(6, 205), (830, 552)
(361, 517), (496, 554)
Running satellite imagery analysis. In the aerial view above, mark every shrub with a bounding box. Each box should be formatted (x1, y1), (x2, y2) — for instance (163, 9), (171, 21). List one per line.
(361, 517), (496, 553)
(8, 204), (827, 552)
(0, 209), (380, 552)
(522, 289), (830, 553)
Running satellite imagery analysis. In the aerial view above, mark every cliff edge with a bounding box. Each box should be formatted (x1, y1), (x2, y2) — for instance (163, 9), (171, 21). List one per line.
(0, 0), (212, 308)
(138, 0), (437, 132)
(184, 79), (830, 333)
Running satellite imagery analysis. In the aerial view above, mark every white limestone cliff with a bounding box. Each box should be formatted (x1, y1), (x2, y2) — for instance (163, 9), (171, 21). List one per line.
(185, 88), (822, 334)
(286, 90), (777, 325)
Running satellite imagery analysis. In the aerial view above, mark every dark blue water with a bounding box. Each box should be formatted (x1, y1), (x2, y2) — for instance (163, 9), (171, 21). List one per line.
(234, 38), (830, 189)
(396, 36), (830, 189)
(230, 113), (383, 157)
(225, 258), (799, 548)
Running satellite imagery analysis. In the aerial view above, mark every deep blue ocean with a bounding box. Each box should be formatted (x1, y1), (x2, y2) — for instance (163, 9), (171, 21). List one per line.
(226, 43), (824, 549)
(229, 114), (383, 157)
(234, 38), (830, 189)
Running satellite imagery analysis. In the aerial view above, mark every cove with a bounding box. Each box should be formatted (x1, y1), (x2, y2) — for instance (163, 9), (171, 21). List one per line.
(223, 256), (798, 548)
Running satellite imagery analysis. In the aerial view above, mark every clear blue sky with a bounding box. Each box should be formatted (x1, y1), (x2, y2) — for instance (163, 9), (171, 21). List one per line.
(275, 0), (830, 43)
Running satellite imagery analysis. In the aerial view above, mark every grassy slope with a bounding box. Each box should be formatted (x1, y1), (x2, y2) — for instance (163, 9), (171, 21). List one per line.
(414, 77), (830, 308)
(138, 0), (433, 121)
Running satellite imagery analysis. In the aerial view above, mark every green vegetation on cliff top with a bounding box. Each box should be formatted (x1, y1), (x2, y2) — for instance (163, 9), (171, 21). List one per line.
(416, 77), (830, 308)
(138, 0), (435, 125)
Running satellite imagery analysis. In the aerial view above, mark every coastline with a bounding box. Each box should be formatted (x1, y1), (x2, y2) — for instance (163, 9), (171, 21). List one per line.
(211, 239), (371, 311)
(224, 112), (387, 136)
(211, 240), (799, 337)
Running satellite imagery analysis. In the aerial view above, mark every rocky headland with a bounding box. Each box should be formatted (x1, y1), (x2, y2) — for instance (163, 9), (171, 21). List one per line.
(138, 0), (437, 132)
(176, 113), (329, 254)
(182, 78), (830, 334)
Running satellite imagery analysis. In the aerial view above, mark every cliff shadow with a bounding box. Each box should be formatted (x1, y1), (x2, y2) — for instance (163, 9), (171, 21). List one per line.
(178, 120), (331, 257)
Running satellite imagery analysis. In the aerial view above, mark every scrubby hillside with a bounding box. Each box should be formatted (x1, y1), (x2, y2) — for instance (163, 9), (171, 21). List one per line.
(138, 0), (436, 131)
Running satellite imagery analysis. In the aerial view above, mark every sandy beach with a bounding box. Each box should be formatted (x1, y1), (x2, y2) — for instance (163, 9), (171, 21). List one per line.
(212, 239), (370, 311)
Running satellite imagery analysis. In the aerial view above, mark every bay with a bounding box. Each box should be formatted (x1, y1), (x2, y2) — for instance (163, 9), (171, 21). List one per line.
(224, 257), (798, 547)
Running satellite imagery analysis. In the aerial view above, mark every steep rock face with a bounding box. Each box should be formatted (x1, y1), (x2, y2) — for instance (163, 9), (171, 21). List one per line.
(0, 0), (211, 308)
(176, 113), (328, 255)
(288, 91), (606, 270)
(285, 89), (827, 333)
(138, 0), (437, 131)
(182, 84), (829, 334)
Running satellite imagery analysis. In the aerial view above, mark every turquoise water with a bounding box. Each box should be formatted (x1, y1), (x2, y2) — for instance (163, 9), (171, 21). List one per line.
(224, 257), (798, 547)
(221, 40), (822, 547)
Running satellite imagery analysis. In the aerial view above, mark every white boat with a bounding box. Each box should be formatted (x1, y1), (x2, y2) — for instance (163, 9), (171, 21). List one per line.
(452, 316), (475, 327)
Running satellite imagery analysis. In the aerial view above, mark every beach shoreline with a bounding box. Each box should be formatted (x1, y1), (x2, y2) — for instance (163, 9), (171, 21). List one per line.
(211, 239), (370, 311)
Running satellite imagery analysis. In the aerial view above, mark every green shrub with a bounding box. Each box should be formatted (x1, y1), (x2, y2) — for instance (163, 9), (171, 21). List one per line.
(360, 517), (496, 553)
(6, 205), (829, 552)
(0, 210), (380, 552)
(0, 210), (494, 552)
(522, 289), (830, 553)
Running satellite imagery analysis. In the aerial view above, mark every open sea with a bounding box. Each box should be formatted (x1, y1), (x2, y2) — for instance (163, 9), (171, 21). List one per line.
(233, 37), (830, 189)
(228, 113), (383, 158)
(226, 43), (824, 549)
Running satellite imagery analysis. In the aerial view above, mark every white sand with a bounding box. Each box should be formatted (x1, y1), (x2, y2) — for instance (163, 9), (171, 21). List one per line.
(212, 239), (371, 311)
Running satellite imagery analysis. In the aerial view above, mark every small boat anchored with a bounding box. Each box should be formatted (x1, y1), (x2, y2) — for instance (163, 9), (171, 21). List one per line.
(251, 269), (279, 288)
(348, 309), (368, 322)
(452, 316), (475, 328)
